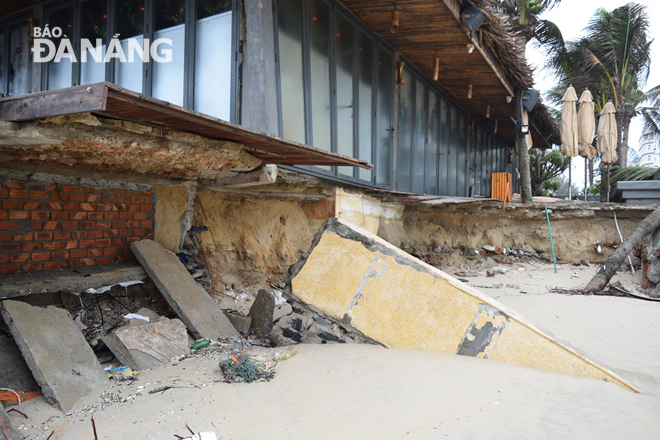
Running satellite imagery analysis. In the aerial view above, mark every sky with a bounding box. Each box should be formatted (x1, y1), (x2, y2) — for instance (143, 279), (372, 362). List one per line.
(525, 0), (660, 191)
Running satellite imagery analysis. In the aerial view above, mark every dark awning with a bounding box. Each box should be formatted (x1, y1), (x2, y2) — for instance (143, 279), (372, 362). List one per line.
(0, 82), (372, 169)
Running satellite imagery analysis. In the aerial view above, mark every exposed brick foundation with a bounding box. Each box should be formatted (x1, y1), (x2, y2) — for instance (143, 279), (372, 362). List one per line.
(0, 180), (154, 274)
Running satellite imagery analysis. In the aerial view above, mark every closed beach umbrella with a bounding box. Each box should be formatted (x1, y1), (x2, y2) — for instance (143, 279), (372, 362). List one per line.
(598, 101), (618, 201)
(577, 90), (597, 160)
(561, 85), (579, 158)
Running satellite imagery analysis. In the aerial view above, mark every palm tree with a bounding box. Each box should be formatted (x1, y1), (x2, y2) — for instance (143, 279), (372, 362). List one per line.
(497, 0), (565, 204)
(549, 3), (653, 168)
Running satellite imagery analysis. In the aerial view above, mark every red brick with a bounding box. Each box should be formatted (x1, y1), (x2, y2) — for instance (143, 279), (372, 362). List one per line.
(22, 242), (42, 251)
(118, 196), (131, 203)
(96, 239), (112, 247)
(0, 233), (12, 241)
(80, 203), (95, 211)
(104, 212), (118, 220)
(70, 249), (87, 258)
(79, 240), (95, 248)
(71, 231), (88, 239)
(31, 211), (50, 220)
(51, 251), (69, 260)
(51, 212), (70, 220)
(43, 261), (61, 270)
(54, 231), (71, 240)
(97, 188), (105, 194)
(3, 182), (23, 189)
(127, 220), (140, 228)
(1, 264), (21, 274)
(22, 263), (43, 271)
(0, 255), (7, 264)
(63, 240), (78, 249)
(97, 222), (111, 229)
(0, 211), (6, 219)
(145, 229), (153, 238)
(96, 204), (112, 212)
(44, 201), (62, 210)
(9, 253), (29, 263)
(69, 194), (86, 202)
(0, 222), (18, 230)
(104, 229), (119, 237)
(2, 200), (22, 209)
(50, 192), (67, 201)
(96, 257), (113, 265)
(118, 229), (133, 237)
(64, 202), (80, 210)
(35, 232), (52, 240)
(114, 203), (128, 211)
(32, 252), (51, 261)
(13, 232), (33, 241)
(134, 229), (146, 236)
(140, 191), (151, 196)
(44, 185), (56, 191)
(144, 196), (153, 204)
(28, 183), (44, 190)
(71, 212), (87, 220)
(112, 221), (127, 229)
(0, 190), (6, 198)
(130, 196), (145, 204)
(140, 221), (153, 228)
(3, 243), (21, 252)
(113, 189), (126, 195)
(63, 186), (79, 193)
(32, 222), (43, 229)
(8, 190), (27, 198)
(88, 212), (103, 220)
(30, 191), (48, 199)
(80, 222), (96, 229)
(140, 204), (153, 212)
(81, 187), (95, 193)
(119, 212), (133, 220)
(133, 212), (146, 220)
(111, 238), (126, 246)
(103, 247), (119, 256)
(62, 221), (79, 229)
(88, 230), (103, 238)
(9, 211), (29, 220)
(88, 248), (103, 257)
(79, 258), (94, 265)
(86, 194), (102, 202)
(43, 221), (59, 230)
(43, 242), (62, 251)
(24, 201), (41, 210)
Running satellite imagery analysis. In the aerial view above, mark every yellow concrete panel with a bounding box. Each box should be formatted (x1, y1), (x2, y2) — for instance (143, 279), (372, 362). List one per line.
(291, 219), (639, 392)
(154, 185), (188, 252)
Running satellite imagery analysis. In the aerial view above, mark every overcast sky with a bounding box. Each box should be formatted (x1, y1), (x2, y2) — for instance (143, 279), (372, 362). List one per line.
(525, 0), (659, 189)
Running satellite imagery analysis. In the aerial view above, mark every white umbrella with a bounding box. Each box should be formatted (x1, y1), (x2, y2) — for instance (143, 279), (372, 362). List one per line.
(597, 101), (618, 201)
(578, 90), (597, 199)
(561, 85), (579, 199)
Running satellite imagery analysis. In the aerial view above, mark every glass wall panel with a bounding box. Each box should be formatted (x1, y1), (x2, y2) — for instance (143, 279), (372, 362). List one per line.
(357, 33), (374, 182)
(0, 29), (5, 95)
(46, 6), (74, 90)
(457, 114), (466, 196)
(152, 0), (185, 105)
(375, 48), (392, 186)
(438, 98), (449, 195)
(277, 0), (305, 142)
(309, 0), (332, 153)
(396, 68), (413, 192)
(335, 14), (354, 177)
(475, 128), (482, 196)
(8, 23), (29, 95)
(80, 0), (107, 85)
(447, 107), (458, 196)
(412, 80), (425, 193)
(425, 90), (438, 195)
(195, 1), (232, 120)
(114, 0), (144, 93)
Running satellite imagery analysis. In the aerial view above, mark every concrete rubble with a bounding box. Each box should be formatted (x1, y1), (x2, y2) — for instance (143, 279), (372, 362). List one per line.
(0, 402), (22, 440)
(1, 300), (109, 413)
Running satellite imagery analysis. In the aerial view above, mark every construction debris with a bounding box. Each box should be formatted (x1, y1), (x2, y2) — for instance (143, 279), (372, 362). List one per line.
(1, 300), (108, 412)
(248, 289), (276, 338)
(1, 402), (22, 440)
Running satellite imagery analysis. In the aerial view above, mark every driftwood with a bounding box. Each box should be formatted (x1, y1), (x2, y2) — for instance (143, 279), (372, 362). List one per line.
(584, 204), (660, 292)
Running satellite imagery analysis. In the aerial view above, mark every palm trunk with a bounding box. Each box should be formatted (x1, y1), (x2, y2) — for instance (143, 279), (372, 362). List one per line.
(621, 113), (632, 167)
(515, 88), (532, 204)
(584, 204), (660, 292)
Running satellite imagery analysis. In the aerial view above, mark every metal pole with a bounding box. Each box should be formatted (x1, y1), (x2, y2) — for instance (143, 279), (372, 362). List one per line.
(568, 157), (572, 199)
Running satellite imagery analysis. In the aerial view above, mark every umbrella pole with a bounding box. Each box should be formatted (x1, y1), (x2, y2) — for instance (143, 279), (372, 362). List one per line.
(584, 157), (588, 201)
(568, 158), (572, 199)
(607, 164), (611, 203)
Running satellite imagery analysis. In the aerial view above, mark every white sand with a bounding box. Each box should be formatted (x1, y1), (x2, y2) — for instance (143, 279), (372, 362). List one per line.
(7, 263), (660, 439)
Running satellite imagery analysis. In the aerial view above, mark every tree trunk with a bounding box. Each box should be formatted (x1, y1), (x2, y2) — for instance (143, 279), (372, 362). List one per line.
(515, 88), (532, 204)
(599, 161), (607, 202)
(622, 113), (633, 167)
(584, 204), (660, 292)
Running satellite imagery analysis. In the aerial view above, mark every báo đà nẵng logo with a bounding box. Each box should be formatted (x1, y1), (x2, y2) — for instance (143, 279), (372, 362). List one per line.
(31, 25), (173, 63)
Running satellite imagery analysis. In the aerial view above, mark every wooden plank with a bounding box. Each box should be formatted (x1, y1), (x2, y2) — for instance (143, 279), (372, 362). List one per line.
(0, 84), (106, 121)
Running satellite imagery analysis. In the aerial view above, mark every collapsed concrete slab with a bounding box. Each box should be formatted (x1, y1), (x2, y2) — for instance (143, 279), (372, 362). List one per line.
(103, 318), (190, 371)
(0, 402), (23, 440)
(131, 240), (239, 339)
(0, 334), (40, 393)
(1, 300), (109, 412)
(289, 218), (639, 392)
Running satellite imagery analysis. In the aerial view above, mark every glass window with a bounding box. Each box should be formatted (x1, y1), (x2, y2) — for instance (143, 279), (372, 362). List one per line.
(336, 14), (355, 177)
(426, 90), (438, 195)
(309, 0), (332, 154)
(0, 29), (5, 95)
(475, 128), (483, 196)
(396, 68), (413, 192)
(46, 5), (74, 90)
(357, 32), (374, 182)
(114, 0), (144, 93)
(8, 22), (30, 95)
(412, 79), (426, 193)
(375, 48), (392, 186)
(152, 0), (185, 106)
(438, 98), (449, 195)
(195, 0), (233, 120)
(447, 107), (458, 196)
(457, 114), (466, 196)
(80, 0), (108, 85)
(277, 0), (305, 143)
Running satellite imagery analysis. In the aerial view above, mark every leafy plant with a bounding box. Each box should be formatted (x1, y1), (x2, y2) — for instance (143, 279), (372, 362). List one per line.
(597, 165), (658, 194)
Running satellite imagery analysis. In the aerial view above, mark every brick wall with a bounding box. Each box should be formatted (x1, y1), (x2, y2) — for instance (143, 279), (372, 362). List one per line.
(0, 181), (154, 274)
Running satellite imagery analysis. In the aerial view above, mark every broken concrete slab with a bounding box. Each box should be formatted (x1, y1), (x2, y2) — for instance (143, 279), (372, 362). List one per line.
(223, 310), (252, 333)
(289, 218), (639, 392)
(131, 239), (239, 339)
(0, 334), (40, 393)
(1, 300), (108, 412)
(103, 318), (190, 371)
(248, 289), (275, 338)
(0, 402), (23, 440)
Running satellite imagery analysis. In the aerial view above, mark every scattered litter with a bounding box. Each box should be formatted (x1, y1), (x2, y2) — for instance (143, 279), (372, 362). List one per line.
(454, 270), (478, 277)
(218, 353), (276, 383)
(105, 366), (137, 381)
(571, 273), (580, 279)
(274, 346), (298, 361)
(493, 267), (507, 274)
(85, 280), (144, 294)
(190, 339), (211, 351)
(122, 313), (150, 322)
